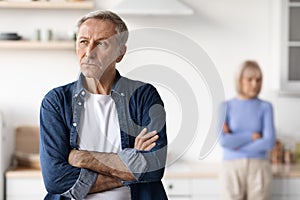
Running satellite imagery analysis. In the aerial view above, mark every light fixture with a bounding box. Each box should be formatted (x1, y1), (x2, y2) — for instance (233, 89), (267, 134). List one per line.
(112, 0), (194, 16)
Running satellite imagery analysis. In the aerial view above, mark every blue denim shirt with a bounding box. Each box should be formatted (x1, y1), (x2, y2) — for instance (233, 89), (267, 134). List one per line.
(40, 70), (168, 200)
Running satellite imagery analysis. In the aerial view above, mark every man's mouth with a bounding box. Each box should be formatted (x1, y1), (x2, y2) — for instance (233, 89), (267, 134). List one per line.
(81, 63), (100, 68)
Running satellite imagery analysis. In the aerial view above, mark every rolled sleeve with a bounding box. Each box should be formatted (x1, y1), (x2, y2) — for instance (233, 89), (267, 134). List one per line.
(62, 168), (98, 199)
(117, 148), (148, 182)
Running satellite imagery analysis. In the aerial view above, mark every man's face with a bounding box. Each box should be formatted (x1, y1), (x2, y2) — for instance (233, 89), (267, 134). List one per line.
(76, 18), (122, 79)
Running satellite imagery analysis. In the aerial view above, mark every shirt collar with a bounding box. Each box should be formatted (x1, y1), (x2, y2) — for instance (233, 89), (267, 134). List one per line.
(73, 69), (123, 99)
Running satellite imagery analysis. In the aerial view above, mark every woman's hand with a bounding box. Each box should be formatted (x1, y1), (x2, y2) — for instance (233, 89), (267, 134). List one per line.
(223, 123), (230, 134)
(252, 132), (262, 141)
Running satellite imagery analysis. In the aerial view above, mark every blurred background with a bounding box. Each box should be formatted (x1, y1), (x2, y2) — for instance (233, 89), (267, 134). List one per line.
(1, 0), (300, 199)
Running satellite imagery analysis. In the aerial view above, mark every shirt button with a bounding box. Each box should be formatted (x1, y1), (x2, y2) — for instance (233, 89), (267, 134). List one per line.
(121, 93), (125, 96)
(81, 91), (85, 96)
(78, 102), (82, 106)
(73, 123), (77, 127)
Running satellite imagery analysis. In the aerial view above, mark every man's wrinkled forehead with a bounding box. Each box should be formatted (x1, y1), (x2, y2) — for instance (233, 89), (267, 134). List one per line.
(77, 18), (117, 39)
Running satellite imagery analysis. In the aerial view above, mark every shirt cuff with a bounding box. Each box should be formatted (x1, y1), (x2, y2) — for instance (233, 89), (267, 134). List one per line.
(61, 168), (98, 199)
(117, 148), (148, 181)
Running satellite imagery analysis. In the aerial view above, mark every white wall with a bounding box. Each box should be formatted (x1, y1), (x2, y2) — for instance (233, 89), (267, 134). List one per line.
(113, 0), (300, 160)
(0, 0), (300, 178)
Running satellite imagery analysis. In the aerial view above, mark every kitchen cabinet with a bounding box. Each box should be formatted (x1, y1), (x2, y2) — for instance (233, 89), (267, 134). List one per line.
(163, 163), (300, 199)
(163, 178), (220, 200)
(6, 163), (300, 199)
(191, 179), (220, 200)
(163, 178), (191, 199)
(272, 178), (300, 200)
(0, 113), (3, 200)
(163, 177), (300, 200)
(5, 168), (46, 200)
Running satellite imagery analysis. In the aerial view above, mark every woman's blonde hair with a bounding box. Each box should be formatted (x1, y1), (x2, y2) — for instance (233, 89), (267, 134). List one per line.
(235, 60), (263, 95)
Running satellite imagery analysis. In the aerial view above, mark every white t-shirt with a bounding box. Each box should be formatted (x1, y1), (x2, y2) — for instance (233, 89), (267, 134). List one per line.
(77, 91), (131, 200)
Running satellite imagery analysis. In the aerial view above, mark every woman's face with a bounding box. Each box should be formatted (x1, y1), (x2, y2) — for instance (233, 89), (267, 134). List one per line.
(240, 70), (262, 99)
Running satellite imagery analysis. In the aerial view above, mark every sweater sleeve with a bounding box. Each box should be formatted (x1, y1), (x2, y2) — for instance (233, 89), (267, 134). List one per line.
(219, 131), (253, 149)
(218, 101), (254, 149)
(238, 103), (276, 153)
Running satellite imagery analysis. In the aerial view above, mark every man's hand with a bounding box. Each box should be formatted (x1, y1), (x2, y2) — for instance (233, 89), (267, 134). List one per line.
(252, 132), (262, 141)
(134, 128), (159, 151)
(223, 123), (230, 134)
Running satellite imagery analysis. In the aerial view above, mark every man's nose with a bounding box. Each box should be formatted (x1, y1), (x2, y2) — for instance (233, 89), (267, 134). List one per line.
(85, 43), (96, 58)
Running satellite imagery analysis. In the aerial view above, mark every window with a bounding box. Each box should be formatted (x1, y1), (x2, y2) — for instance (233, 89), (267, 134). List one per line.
(281, 0), (300, 93)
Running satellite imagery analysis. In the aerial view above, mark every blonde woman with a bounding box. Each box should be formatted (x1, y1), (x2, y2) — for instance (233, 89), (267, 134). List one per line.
(220, 60), (275, 200)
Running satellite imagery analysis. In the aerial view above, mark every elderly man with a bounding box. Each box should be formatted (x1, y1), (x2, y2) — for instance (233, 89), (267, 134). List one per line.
(40, 10), (168, 200)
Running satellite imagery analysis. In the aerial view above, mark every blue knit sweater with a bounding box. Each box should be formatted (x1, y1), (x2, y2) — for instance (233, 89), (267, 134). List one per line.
(220, 97), (276, 160)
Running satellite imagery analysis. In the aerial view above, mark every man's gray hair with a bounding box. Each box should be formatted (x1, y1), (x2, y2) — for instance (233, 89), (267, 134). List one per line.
(76, 10), (129, 46)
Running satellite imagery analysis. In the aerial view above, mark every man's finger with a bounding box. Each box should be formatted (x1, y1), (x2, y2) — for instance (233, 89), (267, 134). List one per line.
(141, 130), (157, 140)
(145, 142), (156, 151)
(142, 135), (159, 149)
(141, 135), (159, 150)
(137, 128), (148, 138)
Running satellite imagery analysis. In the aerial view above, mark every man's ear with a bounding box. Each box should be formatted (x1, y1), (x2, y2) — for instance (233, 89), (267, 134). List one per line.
(116, 45), (127, 63)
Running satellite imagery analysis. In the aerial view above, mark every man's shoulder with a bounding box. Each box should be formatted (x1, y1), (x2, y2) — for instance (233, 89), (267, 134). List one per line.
(43, 81), (76, 101)
(116, 75), (156, 93)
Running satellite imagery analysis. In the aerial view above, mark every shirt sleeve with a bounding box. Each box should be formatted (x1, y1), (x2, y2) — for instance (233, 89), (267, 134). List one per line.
(118, 84), (167, 184)
(238, 103), (276, 153)
(40, 92), (97, 199)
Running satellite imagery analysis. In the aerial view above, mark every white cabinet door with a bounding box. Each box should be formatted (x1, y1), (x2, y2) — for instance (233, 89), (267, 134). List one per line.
(271, 195), (289, 200)
(163, 178), (191, 196)
(6, 177), (46, 200)
(164, 177), (221, 199)
(285, 178), (300, 196)
(191, 178), (220, 199)
(272, 178), (290, 196)
(0, 113), (3, 200)
(272, 177), (300, 199)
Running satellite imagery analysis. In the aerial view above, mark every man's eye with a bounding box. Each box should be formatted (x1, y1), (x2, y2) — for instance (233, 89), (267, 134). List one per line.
(79, 40), (89, 47)
(79, 40), (88, 45)
(97, 41), (108, 48)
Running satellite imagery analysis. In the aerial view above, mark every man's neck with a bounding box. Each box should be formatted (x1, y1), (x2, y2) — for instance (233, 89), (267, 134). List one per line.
(85, 69), (116, 95)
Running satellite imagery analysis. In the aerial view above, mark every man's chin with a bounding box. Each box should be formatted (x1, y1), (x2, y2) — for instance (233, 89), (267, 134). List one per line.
(81, 70), (104, 80)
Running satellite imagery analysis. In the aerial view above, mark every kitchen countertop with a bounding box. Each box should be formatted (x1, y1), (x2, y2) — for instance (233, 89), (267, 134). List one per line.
(164, 162), (300, 178)
(6, 162), (300, 179)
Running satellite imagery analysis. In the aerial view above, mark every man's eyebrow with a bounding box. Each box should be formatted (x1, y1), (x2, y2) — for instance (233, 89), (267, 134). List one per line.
(77, 36), (110, 41)
(77, 36), (89, 40)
